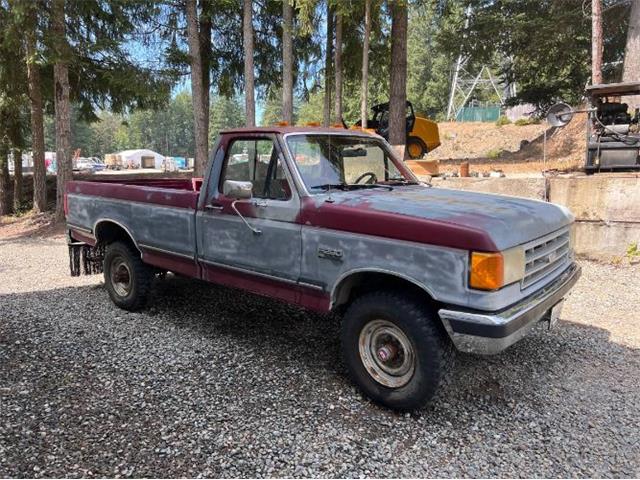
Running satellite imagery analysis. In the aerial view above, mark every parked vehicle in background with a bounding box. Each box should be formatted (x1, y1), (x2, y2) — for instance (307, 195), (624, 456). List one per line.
(74, 157), (106, 173)
(354, 101), (441, 159)
(547, 81), (640, 173)
(65, 126), (580, 410)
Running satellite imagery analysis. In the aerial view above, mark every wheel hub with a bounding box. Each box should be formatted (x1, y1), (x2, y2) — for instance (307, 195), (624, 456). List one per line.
(110, 258), (132, 297)
(377, 343), (398, 363)
(359, 319), (416, 388)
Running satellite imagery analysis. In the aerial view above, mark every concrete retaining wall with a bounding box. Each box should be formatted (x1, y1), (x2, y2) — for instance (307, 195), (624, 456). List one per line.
(429, 173), (640, 259)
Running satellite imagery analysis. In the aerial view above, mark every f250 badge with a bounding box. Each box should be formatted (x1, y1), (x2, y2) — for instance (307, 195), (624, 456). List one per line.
(318, 246), (344, 261)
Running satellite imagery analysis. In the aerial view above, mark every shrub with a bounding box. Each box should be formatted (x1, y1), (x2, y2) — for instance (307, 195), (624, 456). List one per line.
(514, 117), (541, 126)
(495, 115), (511, 126)
(486, 148), (503, 159)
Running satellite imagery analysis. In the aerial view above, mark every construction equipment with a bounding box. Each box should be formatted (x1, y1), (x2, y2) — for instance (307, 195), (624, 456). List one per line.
(354, 101), (441, 159)
(547, 82), (640, 173)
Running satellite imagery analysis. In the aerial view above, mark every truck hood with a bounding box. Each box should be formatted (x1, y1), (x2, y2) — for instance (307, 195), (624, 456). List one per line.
(303, 185), (572, 251)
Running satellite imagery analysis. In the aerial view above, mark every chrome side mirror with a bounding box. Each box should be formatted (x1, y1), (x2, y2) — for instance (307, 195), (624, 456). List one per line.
(222, 180), (261, 235)
(223, 180), (253, 199)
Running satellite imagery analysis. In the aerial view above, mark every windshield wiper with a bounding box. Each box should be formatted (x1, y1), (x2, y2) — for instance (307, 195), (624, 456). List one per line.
(309, 183), (351, 191)
(310, 182), (394, 192)
(386, 178), (419, 185)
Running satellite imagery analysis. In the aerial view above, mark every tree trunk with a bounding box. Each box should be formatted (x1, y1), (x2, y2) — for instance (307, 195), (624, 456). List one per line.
(199, 0), (212, 135)
(13, 148), (22, 210)
(243, 0), (256, 126)
(388, 1), (408, 152)
(623, 0), (640, 108)
(333, 12), (343, 125)
(0, 141), (11, 216)
(323, 4), (333, 127)
(361, 0), (371, 129)
(282, 0), (294, 125)
(53, 0), (72, 222)
(592, 0), (603, 84)
(26, 6), (47, 213)
(186, 0), (208, 177)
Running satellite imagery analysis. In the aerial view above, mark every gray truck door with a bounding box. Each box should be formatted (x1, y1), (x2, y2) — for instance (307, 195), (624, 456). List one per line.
(196, 135), (302, 285)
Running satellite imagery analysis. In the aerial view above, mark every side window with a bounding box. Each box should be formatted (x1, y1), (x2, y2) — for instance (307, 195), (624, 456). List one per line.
(221, 138), (292, 201)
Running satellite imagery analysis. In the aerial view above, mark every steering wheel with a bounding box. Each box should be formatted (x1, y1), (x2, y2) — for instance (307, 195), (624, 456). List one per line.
(354, 171), (378, 184)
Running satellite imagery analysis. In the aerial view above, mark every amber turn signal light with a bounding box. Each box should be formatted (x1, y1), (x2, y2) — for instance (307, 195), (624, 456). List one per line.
(469, 252), (504, 291)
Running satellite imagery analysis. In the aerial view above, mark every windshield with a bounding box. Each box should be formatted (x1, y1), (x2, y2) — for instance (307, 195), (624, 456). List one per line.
(286, 134), (416, 193)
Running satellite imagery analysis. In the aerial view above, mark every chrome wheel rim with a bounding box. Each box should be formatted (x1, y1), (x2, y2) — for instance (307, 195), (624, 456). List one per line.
(358, 319), (415, 388)
(110, 258), (132, 297)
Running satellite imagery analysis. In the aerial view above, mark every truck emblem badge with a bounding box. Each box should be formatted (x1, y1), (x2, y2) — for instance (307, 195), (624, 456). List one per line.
(318, 247), (343, 261)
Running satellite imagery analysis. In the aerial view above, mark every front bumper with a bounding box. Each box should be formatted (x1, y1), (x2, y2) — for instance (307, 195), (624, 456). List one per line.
(438, 263), (581, 355)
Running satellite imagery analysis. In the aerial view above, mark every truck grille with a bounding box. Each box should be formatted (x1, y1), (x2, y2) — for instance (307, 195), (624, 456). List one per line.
(522, 228), (571, 289)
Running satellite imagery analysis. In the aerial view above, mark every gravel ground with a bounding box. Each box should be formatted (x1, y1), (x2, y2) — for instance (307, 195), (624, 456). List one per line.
(1, 234), (639, 478)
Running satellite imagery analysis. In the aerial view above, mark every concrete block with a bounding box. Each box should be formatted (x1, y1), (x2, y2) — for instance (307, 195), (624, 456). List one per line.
(432, 177), (546, 201)
(574, 221), (640, 259)
(549, 175), (640, 223)
(406, 159), (439, 176)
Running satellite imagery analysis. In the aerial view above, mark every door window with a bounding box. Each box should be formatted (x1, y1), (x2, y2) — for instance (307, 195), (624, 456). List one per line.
(221, 138), (291, 200)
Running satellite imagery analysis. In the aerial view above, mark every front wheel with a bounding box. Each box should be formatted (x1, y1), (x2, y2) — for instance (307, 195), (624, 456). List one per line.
(103, 241), (153, 311)
(341, 291), (453, 410)
(407, 136), (427, 159)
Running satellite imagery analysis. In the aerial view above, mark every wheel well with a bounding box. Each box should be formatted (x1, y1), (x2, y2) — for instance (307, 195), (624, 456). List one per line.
(332, 271), (437, 312)
(94, 221), (139, 253)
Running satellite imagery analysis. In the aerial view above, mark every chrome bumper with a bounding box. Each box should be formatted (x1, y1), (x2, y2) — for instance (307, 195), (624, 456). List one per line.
(439, 263), (581, 355)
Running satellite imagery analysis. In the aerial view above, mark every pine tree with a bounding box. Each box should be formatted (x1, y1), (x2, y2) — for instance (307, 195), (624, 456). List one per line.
(185, 0), (209, 176)
(282, 0), (294, 124)
(389, 0), (408, 150)
(623, 0), (640, 107)
(243, 0), (256, 127)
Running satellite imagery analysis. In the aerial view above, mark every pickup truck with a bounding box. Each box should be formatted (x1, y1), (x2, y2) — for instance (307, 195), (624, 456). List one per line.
(65, 126), (581, 410)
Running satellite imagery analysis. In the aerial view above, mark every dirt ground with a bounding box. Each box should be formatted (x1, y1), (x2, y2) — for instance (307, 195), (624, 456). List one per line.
(0, 212), (63, 241)
(430, 114), (587, 175)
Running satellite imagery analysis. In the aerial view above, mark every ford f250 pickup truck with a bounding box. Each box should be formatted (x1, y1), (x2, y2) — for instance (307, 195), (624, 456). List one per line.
(65, 126), (581, 410)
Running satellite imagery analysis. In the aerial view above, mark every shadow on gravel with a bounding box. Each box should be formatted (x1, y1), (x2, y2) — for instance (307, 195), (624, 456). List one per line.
(3, 274), (637, 410)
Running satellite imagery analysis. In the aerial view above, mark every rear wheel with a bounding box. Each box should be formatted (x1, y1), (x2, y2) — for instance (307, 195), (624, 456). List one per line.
(103, 241), (153, 311)
(407, 136), (427, 159)
(341, 291), (453, 410)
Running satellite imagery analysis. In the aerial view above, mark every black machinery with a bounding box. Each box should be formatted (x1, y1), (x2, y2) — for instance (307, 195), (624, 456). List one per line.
(547, 82), (640, 173)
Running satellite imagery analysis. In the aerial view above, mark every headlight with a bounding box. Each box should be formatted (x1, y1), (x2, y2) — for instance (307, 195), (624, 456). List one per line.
(469, 247), (525, 291)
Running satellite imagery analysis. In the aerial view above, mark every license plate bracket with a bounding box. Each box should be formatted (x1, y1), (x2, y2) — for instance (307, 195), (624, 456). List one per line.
(547, 300), (564, 330)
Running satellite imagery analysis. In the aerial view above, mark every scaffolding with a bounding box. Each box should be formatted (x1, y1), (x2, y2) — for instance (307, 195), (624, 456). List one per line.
(445, 6), (508, 121)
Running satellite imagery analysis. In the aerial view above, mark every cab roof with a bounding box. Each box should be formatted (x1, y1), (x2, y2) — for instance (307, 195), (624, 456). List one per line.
(220, 125), (379, 137)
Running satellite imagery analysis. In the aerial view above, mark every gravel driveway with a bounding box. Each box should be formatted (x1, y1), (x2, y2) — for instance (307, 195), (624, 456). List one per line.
(1, 234), (639, 478)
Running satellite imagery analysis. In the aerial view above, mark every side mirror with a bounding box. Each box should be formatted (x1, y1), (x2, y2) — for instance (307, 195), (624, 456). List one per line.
(223, 180), (253, 199)
(222, 180), (262, 235)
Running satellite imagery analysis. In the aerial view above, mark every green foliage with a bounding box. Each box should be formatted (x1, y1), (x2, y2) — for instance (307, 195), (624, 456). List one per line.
(495, 115), (511, 127)
(514, 117), (540, 126)
(407, 0), (462, 120)
(43, 91), (245, 158)
(209, 95), (245, 142)
(435, 0), (627, 109)
(486, 148), (503, 159)
(627, 242), (640, 258)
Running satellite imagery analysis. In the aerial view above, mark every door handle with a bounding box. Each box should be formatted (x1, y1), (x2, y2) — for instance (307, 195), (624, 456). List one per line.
(254, 199), (268, 208)
(205, 203), (224, 211)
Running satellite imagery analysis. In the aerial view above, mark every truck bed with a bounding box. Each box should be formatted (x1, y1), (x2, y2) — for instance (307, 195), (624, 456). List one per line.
(66, 177), (204, 278)
(67, 178), (203, 209)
